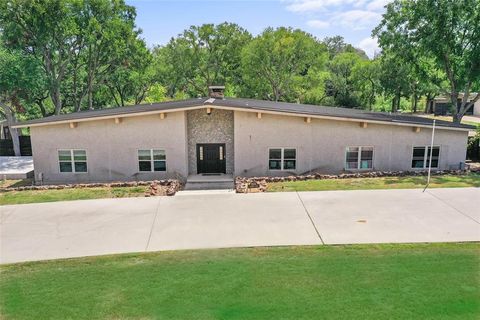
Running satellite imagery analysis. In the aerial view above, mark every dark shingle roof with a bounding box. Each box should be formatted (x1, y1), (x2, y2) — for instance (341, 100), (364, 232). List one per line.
(13, 97), (475, 130)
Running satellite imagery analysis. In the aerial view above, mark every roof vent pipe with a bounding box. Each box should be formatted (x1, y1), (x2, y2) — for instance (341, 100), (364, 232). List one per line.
(208, 86), (225, 99)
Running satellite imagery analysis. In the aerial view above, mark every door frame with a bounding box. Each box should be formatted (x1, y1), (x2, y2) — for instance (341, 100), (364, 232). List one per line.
(196, 143), (226, 174)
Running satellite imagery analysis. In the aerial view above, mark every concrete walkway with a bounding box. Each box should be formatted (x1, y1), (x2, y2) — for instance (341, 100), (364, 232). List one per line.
(1, 188), (479, 264)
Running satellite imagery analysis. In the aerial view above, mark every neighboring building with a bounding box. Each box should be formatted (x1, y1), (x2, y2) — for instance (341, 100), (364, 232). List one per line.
(0, 120), (32, 156)
(428, 94), (480, 116)
(13, 89), (473, 184)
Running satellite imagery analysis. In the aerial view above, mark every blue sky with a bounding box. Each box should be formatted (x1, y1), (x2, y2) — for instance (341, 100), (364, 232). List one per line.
(126, 0), (391, 57)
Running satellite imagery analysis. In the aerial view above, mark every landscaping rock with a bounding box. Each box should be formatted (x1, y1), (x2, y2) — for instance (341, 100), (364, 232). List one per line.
(234, 169), (472, 193)
(3, 179), (182, 196)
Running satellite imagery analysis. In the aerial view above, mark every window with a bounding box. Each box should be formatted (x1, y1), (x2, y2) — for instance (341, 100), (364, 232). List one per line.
(138, 149), (166, 172)
(269, 148), (296, 170)
(58, 149), (87, 173)
(345, 147), (374, 170)
(412, 146), (440, 169)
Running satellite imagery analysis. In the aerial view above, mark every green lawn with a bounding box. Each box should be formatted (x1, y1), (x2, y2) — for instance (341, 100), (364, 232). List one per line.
(0, 244), (478, 319)
(0, 186), (146, 205)
(267, 174), (480, 192)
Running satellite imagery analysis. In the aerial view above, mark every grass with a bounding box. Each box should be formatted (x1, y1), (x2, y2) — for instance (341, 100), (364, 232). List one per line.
(267, 174), (480, 192)
(1, 174), (478, 205)
(0, 186), (147, 205)
(0, 244), (478, 319)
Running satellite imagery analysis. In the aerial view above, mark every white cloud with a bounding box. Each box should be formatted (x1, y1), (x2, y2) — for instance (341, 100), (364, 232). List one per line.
(334, 10), (382, 30)
(285, 0), (362, 13)
(357, 36), (380, 58)
(307, 20), (330, 29)
(366, 0), (391, 11)
(284, 0), (389, 13)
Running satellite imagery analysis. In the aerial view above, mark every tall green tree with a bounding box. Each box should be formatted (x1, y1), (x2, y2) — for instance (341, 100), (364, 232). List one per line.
(241, 27), (328, 102)
(327, 52), (365, 107)
(0, 0), (145, 114)
(103, 38), (153, 106)
(378, 52), (411, 113)
(161, 23), (252, 97)
(351, 59), (381, 110)
(323, 36), (368, 59)
(374, 0), (480, 122)
(0, 46), (45, 155)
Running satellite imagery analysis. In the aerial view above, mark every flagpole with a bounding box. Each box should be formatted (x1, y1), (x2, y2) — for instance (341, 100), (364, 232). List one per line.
(423, 119), (436, 192)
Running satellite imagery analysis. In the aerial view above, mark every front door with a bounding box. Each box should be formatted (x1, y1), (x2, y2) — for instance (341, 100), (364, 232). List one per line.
(197, 143), (226, 174)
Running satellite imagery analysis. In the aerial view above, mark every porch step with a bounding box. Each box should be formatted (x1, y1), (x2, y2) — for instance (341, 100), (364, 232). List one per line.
(184, 174), (235, 190)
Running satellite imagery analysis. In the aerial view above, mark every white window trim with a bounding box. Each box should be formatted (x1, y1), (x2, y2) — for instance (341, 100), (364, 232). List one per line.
(268, 147), (297, 171)
(411, 145), (440, 169)
(58, 149), (88, 173)
(137, 149), (167, 172)
(344, 146), (374, 171)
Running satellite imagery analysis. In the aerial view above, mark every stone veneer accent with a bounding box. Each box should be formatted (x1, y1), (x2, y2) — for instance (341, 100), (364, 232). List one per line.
(187, 108), (234, 174)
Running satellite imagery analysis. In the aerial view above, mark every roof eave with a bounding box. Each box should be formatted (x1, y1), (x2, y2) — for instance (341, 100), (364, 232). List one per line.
(12, 101), (473, 132)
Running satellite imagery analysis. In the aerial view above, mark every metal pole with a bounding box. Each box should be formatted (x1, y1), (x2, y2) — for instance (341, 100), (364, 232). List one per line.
(423, 119), (436, 192)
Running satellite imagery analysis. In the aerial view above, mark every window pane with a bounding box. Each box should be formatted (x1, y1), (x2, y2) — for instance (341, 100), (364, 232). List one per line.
(284, 149), (296, 159)
(153, 150), (166, 160)
(283, 160), (296, 170)
(138, 150), (151, 161)
(412, 159), (424, 168)
(346, 148), (359, 163)
(139, 161), (151, 171)
(58, 150), (72, 161)
(346, 161), (358, 169)
(59, 162), (73, 172)
(428, 147), (440, 157)
(73, 150), (87, 161)
(413, 147), (425, 157)
(360, 147), (373, 161)
(269, 149), (281, 159)
(153, 160), (166, 171)
(428, 160), (439, 168)
(269, 160), (281, 170)
(360, 160), (372, 169)
(74, 162), (87, 172)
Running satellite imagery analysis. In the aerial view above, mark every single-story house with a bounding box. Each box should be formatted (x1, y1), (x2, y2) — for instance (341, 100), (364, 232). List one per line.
(427, 94), (480, 116)
(13, 88), (473, 184)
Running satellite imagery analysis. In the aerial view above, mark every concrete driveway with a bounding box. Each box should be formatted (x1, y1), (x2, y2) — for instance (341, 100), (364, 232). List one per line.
(1, 188), (479, 264)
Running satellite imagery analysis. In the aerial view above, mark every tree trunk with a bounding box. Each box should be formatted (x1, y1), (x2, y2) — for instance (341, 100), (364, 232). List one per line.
(424, 94), (433, 113)
(450, 92), (461, 123)
(52, 84), (62, 115)
(1, 104), (21, 156)
(413, 95), (418, 113)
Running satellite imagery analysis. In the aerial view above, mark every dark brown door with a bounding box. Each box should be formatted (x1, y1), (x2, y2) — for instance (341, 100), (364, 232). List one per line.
(197, 144), (226, 174)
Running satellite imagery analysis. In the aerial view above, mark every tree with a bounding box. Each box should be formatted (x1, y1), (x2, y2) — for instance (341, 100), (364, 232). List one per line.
(377, 52), (411, 113)
(0, 46), (45, 155)
(351, 59), (381, 110)
(0, 0), (144, 114)
(241, 27), (328, 102)
(161, 23), (252, 97)
(323, 36), (368, 59)
(103, 38), (153, 106)
(374, 0), (480, 122)
(327, 52), (364, 107)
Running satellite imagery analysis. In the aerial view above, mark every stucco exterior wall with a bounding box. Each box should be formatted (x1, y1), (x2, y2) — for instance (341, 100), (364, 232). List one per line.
(474, 100), (480, 116)
(186, 109), (234, 174)
(29, 107), (469, 184)
(233, 111), (468, 176)
(30, 111), (188, 184)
